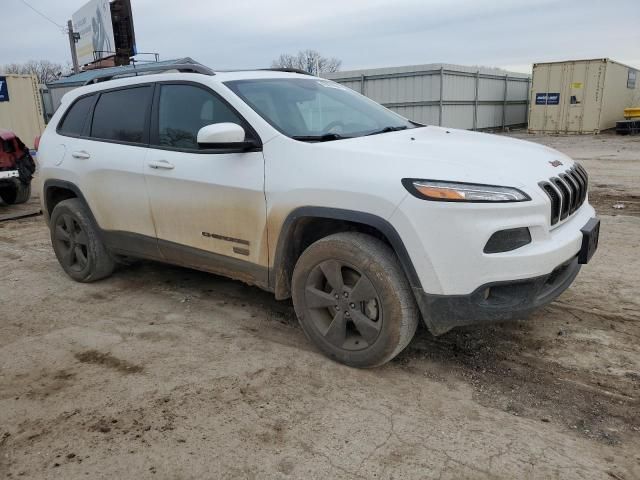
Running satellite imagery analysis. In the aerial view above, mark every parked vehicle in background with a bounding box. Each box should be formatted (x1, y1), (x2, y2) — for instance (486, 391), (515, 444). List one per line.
(37, 68), (600, 367)
(0, 129), (35, 204)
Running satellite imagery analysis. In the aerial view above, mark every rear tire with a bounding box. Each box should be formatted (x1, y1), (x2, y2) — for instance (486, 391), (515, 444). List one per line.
(0, 180), (31, 204)
(291, 232), (419, 368)
(49, 198), (115, 282)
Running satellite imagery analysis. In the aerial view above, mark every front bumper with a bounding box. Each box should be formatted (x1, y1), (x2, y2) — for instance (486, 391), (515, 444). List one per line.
(391, 192), (596, 295)
(414, 255), (581, 335)
(0, 170), (19, 181)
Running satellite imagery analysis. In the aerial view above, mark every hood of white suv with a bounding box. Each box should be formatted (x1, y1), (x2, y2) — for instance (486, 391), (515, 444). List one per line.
(315, 126), (574, 189)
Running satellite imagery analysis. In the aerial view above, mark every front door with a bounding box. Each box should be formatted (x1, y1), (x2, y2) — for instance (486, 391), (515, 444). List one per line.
(144, 82), (268, 285)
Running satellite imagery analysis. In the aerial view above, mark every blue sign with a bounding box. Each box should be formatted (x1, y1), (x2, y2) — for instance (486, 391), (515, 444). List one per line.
(536, 92), (560, 105)
(0, 76), (8, 102)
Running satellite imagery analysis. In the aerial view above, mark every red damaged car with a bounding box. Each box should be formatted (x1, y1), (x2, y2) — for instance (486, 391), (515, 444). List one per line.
(0, 129), (36, 204)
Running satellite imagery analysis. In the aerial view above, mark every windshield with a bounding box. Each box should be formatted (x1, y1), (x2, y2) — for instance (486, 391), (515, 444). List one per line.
(224, 78), (415, 140)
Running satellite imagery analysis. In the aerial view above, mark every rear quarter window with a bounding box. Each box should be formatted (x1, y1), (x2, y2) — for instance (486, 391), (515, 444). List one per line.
(58, 95), (94, 137)
(91, 87), (152, 144)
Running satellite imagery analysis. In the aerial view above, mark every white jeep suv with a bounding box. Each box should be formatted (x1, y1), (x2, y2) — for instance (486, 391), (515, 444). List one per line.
(38, 67), (600, 367)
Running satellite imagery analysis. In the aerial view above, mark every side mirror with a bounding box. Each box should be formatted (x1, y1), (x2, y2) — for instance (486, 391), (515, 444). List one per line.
(197, 123), (258, 150)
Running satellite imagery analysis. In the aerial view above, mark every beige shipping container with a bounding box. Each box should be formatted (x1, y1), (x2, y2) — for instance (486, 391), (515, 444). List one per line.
(528, 58), (640, 134)
(0, 74), (46, 147)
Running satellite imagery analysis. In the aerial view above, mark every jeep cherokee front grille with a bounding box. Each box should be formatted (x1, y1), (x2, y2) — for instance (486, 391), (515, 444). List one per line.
(539, 164), (589, 226)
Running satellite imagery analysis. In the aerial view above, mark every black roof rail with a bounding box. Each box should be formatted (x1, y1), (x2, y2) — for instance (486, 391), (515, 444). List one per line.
(260, 68), (313, 76)
(86, 63), (215, 85)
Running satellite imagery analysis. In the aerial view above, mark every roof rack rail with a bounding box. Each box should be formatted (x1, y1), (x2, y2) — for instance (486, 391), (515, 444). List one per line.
(261, 68), (313, 76)
(85, 63), (215, 85)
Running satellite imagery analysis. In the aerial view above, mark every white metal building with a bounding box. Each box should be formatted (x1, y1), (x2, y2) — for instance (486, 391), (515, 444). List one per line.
(324, 63), (531, 130)
(528, 58), (640, 134)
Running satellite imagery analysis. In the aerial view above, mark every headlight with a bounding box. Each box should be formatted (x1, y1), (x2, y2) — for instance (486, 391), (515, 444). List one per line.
(402, 179), (530, 202)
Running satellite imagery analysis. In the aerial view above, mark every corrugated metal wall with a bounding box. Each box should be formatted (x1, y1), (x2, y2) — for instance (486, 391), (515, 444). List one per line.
(324, 64), (531, 130)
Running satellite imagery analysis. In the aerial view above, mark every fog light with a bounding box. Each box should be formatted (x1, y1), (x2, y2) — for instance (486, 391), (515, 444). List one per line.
(484, 227), (531, 254)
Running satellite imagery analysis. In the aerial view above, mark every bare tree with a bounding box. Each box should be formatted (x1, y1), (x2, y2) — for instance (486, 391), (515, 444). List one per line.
(271, 50), (341, 76)
(1, 60), (70, 84)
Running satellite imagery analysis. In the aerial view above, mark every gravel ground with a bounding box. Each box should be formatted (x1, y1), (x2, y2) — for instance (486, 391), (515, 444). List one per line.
(0, 132), (639, 479)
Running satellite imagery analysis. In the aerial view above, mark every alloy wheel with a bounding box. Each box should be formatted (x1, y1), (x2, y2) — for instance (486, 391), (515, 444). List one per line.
(54, 214), (89, 272)
(304, 259), (383, 351)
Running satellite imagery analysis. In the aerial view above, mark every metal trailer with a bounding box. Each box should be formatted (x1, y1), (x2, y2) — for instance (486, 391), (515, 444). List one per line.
(323, 63), (531, 130)
(528, 58), (640, 134)
(0, 75), (45, 148)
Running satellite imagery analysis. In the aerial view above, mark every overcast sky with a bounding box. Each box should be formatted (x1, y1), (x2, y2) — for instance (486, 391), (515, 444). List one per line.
(2, 0), (639, 73)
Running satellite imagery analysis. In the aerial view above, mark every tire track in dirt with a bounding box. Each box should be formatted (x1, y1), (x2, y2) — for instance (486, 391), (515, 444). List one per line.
(402, 319), (640, 446)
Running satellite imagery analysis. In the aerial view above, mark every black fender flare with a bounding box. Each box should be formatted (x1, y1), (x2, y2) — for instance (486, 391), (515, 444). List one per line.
(270, 206), (423, 296)
(42, 179), (97, 227)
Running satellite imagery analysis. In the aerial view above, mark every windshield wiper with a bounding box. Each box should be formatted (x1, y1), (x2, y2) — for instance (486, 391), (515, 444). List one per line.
(292, 133), (348, 142)
(365, 125), (409, 136)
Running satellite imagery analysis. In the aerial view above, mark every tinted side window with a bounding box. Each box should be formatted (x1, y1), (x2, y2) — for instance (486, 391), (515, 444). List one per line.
(91, 87), (151, 143)
(58, 95), (94, 136)
(157, 84), (244, 149)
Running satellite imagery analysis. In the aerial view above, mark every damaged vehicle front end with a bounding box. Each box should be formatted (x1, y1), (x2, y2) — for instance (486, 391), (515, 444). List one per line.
(0, 129), (35, 205)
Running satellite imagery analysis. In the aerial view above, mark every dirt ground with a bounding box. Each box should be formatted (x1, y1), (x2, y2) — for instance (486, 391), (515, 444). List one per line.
(1, 131), (639, 479)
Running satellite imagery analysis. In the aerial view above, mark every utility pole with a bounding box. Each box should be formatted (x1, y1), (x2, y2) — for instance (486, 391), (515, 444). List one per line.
(67, 20), (80, 74)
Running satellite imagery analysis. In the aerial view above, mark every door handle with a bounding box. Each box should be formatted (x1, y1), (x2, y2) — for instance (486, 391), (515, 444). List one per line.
(71, 150), (91, 160)
(148, 160), (175, 170)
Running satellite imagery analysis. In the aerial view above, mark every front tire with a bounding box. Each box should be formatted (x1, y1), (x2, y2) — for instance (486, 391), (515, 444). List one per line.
(0, 180), (31, 204)
(49, 198), (115, 282)
(291, 232), (419, 368)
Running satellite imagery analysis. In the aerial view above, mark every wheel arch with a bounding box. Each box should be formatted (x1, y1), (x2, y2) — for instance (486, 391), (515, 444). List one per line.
(43, 180), (92, 225)
(271, 207), (422, 300)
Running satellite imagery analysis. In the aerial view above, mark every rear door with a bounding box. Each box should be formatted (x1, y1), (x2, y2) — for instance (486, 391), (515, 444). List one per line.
(72, 85), (159, 256)
(144, 82), (267, 284)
